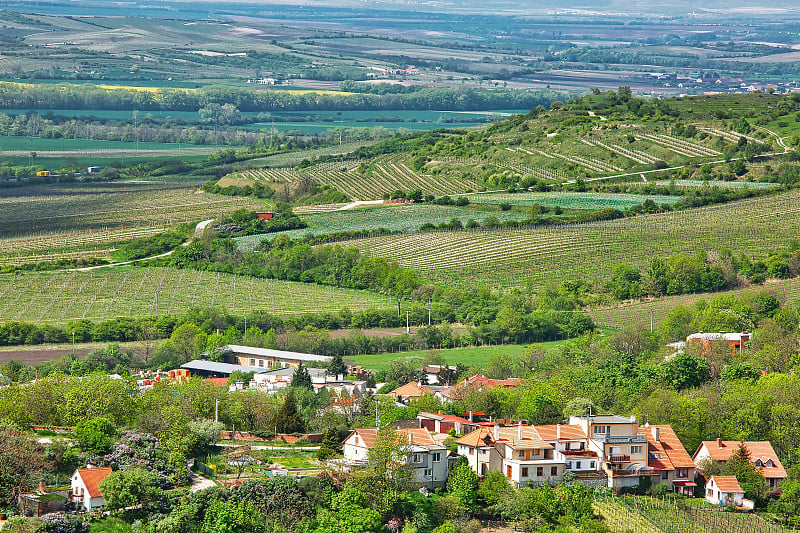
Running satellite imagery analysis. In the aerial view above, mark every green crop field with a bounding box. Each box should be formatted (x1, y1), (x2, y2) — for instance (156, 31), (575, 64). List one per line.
(350, 189), (800, 291)
(0, 135), (220, 153)
(0, 184), (264, 264)
(629, 180), (782, 190)
(234, 204), (530, 250)
(0, 267), (393, 325)
(463, 191), (680, 209)
(348, 342), (569, 373)
(588, 277), (800, 330)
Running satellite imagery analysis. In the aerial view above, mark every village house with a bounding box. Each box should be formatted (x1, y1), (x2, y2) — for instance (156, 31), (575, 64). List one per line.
(387, 381), (437, 402)
(686, 332), (750, 356)
(638, 424), (697, 496)
(342, 428), (450, 489)
(705, 475), (752, 508)
(569, 415), (694, 493)
(456, 424), (572, 487)
(415, 364), (459, 385)
(435, 374), (522, 402)
(693, 439), (786, 491)
(535, 424), (601, 476)
(417, 412), (480, 435)
(70, 467), (112, 512)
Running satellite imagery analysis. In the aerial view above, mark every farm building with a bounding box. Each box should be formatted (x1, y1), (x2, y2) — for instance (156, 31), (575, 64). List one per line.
(221, 344), (334, 370)
(256, 212), (274, 221)
(686, 331), (749, 356)
(704, 476), (752, 508)
(36, 171), (50, 177)
(181, 360), (272, 379)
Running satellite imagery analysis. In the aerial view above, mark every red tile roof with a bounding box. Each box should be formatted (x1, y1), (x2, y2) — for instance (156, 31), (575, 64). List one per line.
(204, 377), (229, 387)
(535, 424), (588, 441)
(696, 440), (786, 479)
(455, 425), (551, 450)
(710, 475), (743, 494)
(329, 397), (356, 407)
(388, 381), (434, 398)
(76, 467), (113, 498)
(638, 425), (695, 470)
(346, 427), (437, 448)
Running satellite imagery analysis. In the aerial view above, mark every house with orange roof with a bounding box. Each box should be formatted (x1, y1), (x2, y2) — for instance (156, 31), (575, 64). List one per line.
(570, 415), (694, 492)
(416, 412), (479, 435)
(638, 425), (697, 496)
(387, 381), (436, 402)
(705, 475), (749, 508)
(693, 439), (786, 491)
(70, 467), (113, 511)
(436, 374), (521, 402)
(536, 424), (601, 476)
(455, 424), (570, 487)
(342, 427), (450, 489)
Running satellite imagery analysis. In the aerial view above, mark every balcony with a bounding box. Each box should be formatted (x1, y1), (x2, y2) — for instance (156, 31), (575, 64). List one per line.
(606, 454), (630, 463)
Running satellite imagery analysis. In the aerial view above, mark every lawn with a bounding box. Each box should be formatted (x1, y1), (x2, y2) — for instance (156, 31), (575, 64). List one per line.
(88, 517), (132, 533)
(349, 341), (568, 373)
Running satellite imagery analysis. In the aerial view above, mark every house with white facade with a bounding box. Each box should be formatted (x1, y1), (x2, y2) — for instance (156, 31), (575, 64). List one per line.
(342, 427), (450, 489)
(70, 467), (112, 511)
(705, 475), (750, 508)
(455, 424), (570, 488)
(693, 439), (786, 492)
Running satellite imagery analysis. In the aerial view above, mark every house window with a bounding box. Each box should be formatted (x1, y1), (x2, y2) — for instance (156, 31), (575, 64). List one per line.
(258, 359), (264, 367)
(469, 448), (474, 455)
(413, 454), (421, 463)
(522, 467), (529, 477)
(355, 436), (359, 444)
(507, 466), (512, 478)
(566, 461), (572, 469)
(590, 461), (596, 469)
(676, 469), (688, 478)
(432, 452), (442, 462)
(594, 425), (610, 434)
(575, 461), (581, 470)
(424, 469), (433, 477)
(537, 467), (544, 477)
(661, 471), (669, 480)
(707, 488), (712, 497)
(631, 445), (642, 454)
(519, 451), (525, 459)
(249, 358), (256, 366)
(551, 466), (558, 476)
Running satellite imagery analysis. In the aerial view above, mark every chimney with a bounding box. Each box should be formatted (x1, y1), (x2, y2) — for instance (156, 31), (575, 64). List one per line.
(630, 415), (636, 423)
(717, 437), (723, 448)
(651, 426), (660, 443)
(469, 411), (474, 422)
(518, 421), (522, 440)
(557, 424), (561, 440)
(493, 425), (499, 442)
(409, 433), (413, 445)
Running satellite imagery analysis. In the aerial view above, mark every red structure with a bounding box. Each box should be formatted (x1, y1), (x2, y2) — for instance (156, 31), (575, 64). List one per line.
(256, 212), (274, 221)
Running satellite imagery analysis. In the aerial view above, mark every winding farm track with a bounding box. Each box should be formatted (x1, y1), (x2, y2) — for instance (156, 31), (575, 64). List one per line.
(67, 218), (214, 272)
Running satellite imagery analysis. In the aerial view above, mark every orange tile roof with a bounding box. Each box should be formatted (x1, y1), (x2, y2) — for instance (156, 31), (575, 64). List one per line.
(76, 467), (113, 498)
(346, 427), (437, 448)
(329, 397), (356, 407)
(710, 475), (743, 494)
(535, 424), (588, 441)
(638, 425), (695, 470)
(455, 425), (551, 450)
(696, 440), (786, 479)
(389, 381), (434, 398)
(204, 377), (229, 387)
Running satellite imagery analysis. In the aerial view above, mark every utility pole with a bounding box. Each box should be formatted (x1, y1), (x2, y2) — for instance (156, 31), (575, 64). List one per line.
(72, 330), (75, 356)
(650, 308), (654, 332)
(406, 311), (410, 334)
(215, 398), (219, 422)
(428, 298), (431, 326)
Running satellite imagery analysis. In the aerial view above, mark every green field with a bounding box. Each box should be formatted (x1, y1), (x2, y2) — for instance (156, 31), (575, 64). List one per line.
(351, 189), (800, 291)
(0, 135), (219, 153)
(588, 277), (800, 330)
(348, 343), (563, 373)
(463, 191), (681, 209)
(234, 204), (530, 250)
(0, 267), (393, 325)
(0, 184), (264, 264)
